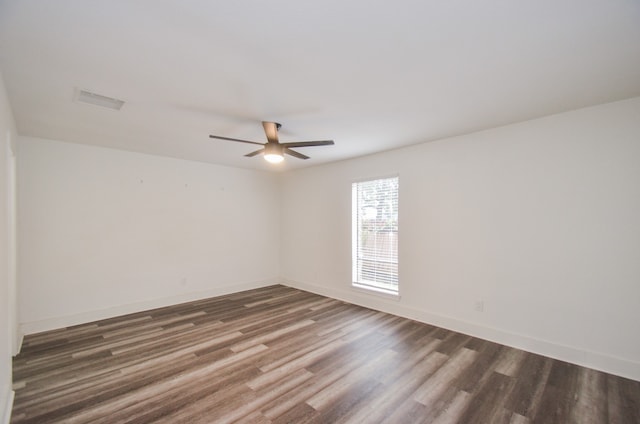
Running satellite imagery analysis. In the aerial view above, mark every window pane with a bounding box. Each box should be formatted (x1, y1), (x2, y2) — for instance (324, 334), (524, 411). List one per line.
(352, 176), (398, 295)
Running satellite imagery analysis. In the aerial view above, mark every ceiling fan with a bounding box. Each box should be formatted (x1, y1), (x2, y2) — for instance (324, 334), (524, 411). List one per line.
(209, 121), (334, 163)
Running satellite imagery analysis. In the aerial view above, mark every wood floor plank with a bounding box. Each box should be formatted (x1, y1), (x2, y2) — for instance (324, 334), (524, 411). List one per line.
(413, 347), (477, 406)
(504, 353), (552, 418)
(305, 348), (397, 411)
(348, 349), (449, 423)
(455, 371), (517, 423)
(11, 285), (640, 423)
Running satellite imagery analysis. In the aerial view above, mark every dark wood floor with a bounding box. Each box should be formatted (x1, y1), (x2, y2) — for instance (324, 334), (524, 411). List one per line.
(11, 285), (640, 424)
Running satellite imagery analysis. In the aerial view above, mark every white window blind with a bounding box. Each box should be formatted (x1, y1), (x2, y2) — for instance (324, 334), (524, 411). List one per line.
(352, 176), (399, 295)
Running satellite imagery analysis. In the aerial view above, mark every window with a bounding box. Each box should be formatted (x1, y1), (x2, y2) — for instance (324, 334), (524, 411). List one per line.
(352, 176), (399, 295)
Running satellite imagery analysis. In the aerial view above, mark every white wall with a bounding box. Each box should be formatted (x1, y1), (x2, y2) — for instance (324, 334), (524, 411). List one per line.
(281, 97), (640, 380)
(0, 70), (18, 424)
(18, 137), (280, 333)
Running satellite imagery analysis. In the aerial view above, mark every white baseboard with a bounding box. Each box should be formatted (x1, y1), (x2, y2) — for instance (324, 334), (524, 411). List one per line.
(282, 278), (640, 382)
(1, 389), (14, 424)
(13, 332), (23, 356)
(20, 278), (280, 336)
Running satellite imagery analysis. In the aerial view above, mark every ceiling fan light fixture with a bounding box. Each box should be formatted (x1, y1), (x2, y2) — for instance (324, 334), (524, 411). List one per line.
(264, 143), (284, 163)
(264, 153), (284, 163)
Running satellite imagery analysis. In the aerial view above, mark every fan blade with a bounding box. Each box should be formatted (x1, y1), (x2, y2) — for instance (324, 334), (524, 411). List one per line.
(262, 121), (281, 144)
(244, 148), (264, 157)
(209, 135), (264, 146)
(281, 140), (334, 148)
(284, 148), (310, 160)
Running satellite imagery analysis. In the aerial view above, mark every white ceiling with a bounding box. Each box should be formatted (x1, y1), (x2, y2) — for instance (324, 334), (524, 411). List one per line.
(1, 0), (639, 172)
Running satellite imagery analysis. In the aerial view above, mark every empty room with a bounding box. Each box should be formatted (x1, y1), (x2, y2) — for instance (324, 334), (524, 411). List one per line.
(1, 1), (639, 423)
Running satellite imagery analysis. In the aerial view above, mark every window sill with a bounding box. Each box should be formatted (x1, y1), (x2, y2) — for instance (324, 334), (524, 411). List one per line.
(351, 283), (401, 300)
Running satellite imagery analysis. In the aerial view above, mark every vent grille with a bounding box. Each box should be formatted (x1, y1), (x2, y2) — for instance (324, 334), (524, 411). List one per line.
(75, 89), (125, 110)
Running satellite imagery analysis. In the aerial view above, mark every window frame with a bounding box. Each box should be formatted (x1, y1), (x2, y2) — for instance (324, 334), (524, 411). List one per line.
(351, 174), (399, 298)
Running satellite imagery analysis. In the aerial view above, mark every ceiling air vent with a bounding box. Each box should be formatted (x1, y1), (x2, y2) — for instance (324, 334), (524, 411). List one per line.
(75, 89), (125, 110)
